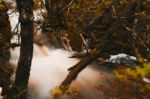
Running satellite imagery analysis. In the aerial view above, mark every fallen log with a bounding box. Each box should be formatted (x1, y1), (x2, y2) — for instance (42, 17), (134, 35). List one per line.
(58, 7), (114, 91)
(69, 52), (89, 58)
(59, 32), (113, 92)
(62, 46), (101, 87)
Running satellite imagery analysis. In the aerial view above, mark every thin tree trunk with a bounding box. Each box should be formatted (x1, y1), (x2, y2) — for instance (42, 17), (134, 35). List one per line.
(7, 0), (34, 99)
(44, 0), (69, 48)
(45, 0), (66, 30)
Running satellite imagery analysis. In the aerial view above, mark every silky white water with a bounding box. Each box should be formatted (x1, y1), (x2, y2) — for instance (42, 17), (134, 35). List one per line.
(8, 8), (112, 99)
(10, 44), (112, 99)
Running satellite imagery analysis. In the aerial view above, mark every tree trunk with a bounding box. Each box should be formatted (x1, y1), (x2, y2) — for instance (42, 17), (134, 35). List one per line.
(59, 1), (139, 91)
(7, 0), (34, 99)
(61, 46), (101, 88)
(59, 32), (113, 92)
(0, 0), (13, 96)
(44, 0), (66, 30)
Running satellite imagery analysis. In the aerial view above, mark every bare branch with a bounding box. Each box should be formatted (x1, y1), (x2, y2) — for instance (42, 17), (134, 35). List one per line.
(122, 24), (150, 53)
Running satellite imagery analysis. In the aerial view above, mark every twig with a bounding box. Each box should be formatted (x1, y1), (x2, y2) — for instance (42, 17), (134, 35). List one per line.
(13, 22), (20, 34)
(67, 0), (74, 15)
(0, 43), (20, 51)
(8, 9), (16, 15)
(122, 24), (150, 53)
(34, 25), (42, 35)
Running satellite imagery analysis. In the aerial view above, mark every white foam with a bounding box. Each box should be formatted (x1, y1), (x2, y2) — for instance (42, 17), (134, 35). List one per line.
(0, 87), (2, 99)
(10, 45), (104, 99)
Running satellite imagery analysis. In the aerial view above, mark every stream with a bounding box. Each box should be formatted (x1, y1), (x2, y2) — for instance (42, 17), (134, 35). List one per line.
(10, 44), (114, 99)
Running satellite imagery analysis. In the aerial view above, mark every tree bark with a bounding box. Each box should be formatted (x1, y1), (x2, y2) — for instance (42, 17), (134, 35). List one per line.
(44, 0), (66, 30)
(7, 0), (34, 99)
(61, 46), (101, 88)
(59, 1), (139, 91)
(59, 32), (113, 91)
(0, 0), (13, 96)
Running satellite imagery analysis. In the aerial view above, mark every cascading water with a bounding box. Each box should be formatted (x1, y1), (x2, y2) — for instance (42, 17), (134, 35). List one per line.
(8, 8), (113, 99)
(10, 44), (113, 99)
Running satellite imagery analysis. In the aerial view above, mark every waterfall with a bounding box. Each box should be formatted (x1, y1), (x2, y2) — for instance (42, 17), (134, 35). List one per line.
(8, 8), (113, 99)
(10, 44), (113, 99)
